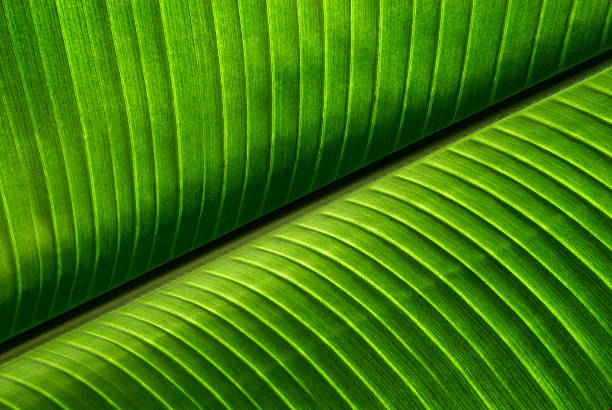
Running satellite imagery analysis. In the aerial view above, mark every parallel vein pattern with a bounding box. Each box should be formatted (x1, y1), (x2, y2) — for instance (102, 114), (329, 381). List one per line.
(0, 0), (610, 343)
(0, 65), (610, 409)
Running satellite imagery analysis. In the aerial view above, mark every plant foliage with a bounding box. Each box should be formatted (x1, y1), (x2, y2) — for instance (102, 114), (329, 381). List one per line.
(0, 0), (610, 344)
(0, 65), (610, 409)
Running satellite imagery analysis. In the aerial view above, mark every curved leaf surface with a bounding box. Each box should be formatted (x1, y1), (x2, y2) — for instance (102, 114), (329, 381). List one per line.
(0, 0), (611, 342)
(0, 64), (610, 409)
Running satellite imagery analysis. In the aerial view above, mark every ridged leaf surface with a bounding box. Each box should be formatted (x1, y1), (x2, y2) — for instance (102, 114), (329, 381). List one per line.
(0, 65), (610, 409)
(1, 0), (611, 342)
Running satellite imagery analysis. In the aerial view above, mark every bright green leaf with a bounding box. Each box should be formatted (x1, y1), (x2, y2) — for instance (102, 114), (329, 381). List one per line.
(0, 63), (610, 409)
(0, 0), (610, 345)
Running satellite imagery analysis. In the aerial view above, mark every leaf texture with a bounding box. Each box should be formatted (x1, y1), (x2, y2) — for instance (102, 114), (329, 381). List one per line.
(0, 65), (610, 409)
(0, 0), (611, 343)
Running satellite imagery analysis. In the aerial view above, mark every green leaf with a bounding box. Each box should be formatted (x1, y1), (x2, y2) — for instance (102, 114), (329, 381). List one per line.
(1, 64), (610, 409)
(0, 0), (610, 343)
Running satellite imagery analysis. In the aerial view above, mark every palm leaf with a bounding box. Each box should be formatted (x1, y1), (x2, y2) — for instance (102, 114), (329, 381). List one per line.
(0, 0), (610, 344)
(0, 64), (610, 409)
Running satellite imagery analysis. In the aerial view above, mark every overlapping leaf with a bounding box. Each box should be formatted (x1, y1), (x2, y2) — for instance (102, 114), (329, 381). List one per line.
(0, 65), (610, 409)
(1, 0), (610, 343)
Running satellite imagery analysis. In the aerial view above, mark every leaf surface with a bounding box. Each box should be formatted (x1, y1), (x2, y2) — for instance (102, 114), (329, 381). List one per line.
(0, 0), (610, 343)
(0, 65), (610, 409)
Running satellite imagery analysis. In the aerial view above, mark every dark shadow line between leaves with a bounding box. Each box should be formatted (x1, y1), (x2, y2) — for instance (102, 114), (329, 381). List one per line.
(1, 49), (610, 365)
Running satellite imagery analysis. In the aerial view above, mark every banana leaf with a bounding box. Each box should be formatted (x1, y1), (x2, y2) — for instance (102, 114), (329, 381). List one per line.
(1, 0), (611, 344)
(0, 63), (610, 409)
